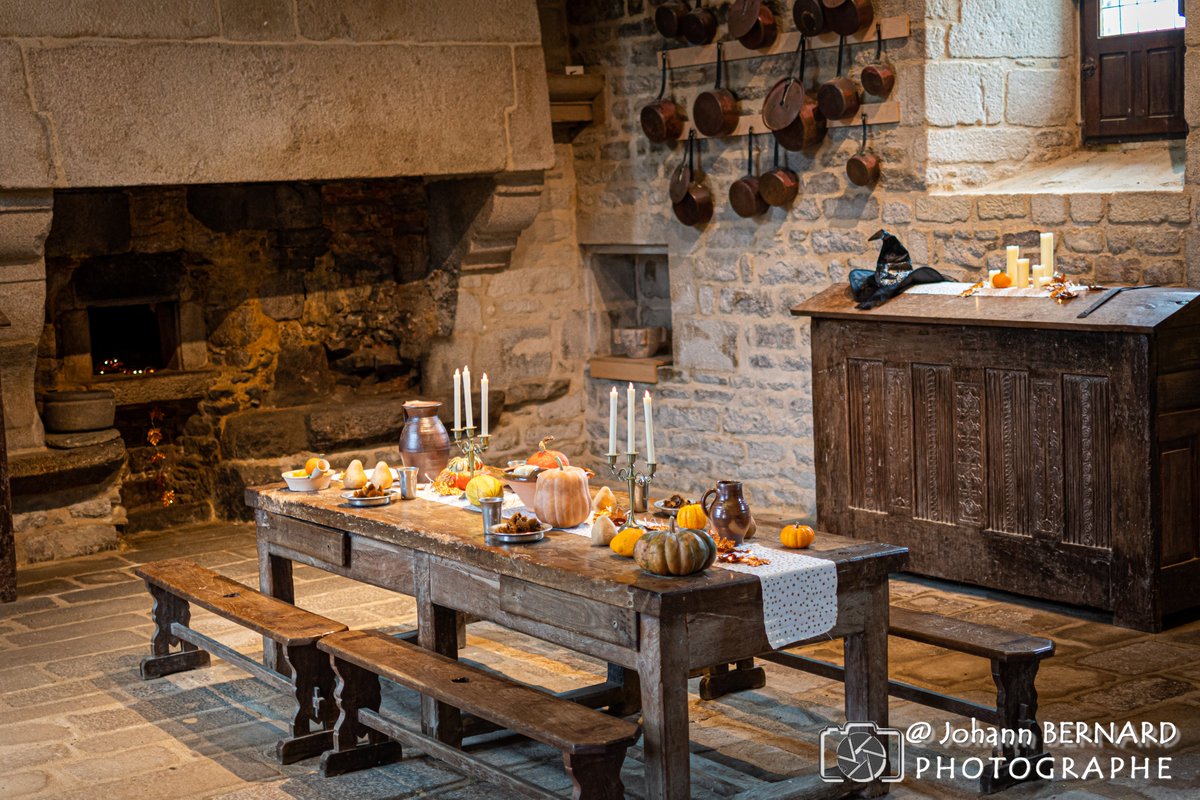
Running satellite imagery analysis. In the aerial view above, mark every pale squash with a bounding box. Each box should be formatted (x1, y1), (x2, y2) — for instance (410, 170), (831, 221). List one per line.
(533, 457), (591, 528)
(634, 521), (717, 577)
(781, 523), (815, 549)
(591, 514), (618, 547)
(676, 502), (708, 530)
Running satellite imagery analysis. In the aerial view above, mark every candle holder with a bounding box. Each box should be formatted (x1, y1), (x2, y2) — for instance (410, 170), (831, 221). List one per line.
(607, 451), (657, 532)
(451, 425), (490, 481)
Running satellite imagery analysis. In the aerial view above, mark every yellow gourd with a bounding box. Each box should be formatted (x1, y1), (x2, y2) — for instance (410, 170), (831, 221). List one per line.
(781, 523), (816, 549)
(609, 527), (644, 558)
(676, 503), (707, 530)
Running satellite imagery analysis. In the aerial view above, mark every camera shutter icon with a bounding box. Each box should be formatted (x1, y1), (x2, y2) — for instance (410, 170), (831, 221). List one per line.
(836, 730), (890, 782)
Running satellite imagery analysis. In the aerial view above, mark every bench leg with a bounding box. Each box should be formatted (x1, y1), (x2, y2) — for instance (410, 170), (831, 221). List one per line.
(981, 659), (1048, 794)
(319, 656), (402, 777)
(276, 643), (338, 764)
(698, 658), (767, 701)
(563, 749), (628, 800)
(139, 583), (209, 680)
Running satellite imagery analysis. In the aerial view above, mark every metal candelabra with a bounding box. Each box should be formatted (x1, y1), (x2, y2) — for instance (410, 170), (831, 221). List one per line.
(451, 426), (490, 480)
(607, 451), (657, 532)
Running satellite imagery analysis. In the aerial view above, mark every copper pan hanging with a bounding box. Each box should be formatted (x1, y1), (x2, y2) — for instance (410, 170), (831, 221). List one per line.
(759, 137), (799, 207)
(763, 36), (826, 151)
(693, 42), (738, 137)
(729, 128), (769, 218)
(640, 51), (685, 143)
(792, 0), (828, 37)
(817, 35), (861, 121)
(822, 0), (874, 36)
(729, 0), (777, 50)
(680, 0), (717, 45)
(861, 23), (895, 98)
(655, 0), (690, 39)
(673, 131), (713, 226)
(846, 114), (881, 186)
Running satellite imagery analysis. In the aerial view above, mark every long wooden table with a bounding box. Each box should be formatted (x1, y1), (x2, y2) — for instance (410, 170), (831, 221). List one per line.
(247, 486), (908, 799)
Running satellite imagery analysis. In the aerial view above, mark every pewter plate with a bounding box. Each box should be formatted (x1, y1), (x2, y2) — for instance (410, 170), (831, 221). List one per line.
(487, 522), (551, 544)
(341, 490), (399, 507)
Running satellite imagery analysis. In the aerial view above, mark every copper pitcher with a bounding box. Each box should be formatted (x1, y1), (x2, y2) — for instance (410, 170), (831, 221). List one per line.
(702, 481), (757, 544)
(399, 400), (451, 479)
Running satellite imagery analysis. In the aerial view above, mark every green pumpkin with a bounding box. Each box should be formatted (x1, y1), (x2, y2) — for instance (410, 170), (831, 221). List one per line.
(634, 521), (717, 577)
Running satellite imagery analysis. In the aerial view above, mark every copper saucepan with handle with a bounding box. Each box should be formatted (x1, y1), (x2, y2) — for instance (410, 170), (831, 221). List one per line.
(680, 0), (717, 45)
(818, 35), (860, 121)
(655, 0), (691, 39)
(792, 0), (828, 37)
(764, 35), (826, 151)
(822, 0), (874, 36)
(729, 128), (769, 218)
(640, 50), (685, 143)
(861, 23), (895, 98)
(729, 0), (777, 51)
(846, 113), (881, 186)
(693, 42), (738, 137)
(673, 131), (714, 226)
(759, 136), (799, 207)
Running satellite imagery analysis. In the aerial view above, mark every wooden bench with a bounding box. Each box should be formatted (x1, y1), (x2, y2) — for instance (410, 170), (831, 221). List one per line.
(317, 628), (641, 800)
(134, 558), (348, 764)
(756, 608), (1054, 794)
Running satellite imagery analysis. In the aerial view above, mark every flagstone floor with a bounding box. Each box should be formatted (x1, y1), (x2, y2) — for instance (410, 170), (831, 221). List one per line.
(2, 522), (1198, 799)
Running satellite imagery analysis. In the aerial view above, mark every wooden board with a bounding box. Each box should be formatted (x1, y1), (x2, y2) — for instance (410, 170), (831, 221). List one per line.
(889, 608), (1054, 662)
(680, 100), (900, 142)
(588, 355), (672, 384)
(664, 17), (912, 70)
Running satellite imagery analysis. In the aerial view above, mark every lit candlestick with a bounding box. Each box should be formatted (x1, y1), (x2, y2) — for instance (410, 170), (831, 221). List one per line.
(626, 383), (635, 454)
(608, 386), (618, 455)
(643, 391), (655, 463)
(1040, 232), (1055, 276)
(463, 366), (473, 428)
(1016, 258), (1030, 289)
(453, 368), (461, 430)
(480, 374), (489, 437)
(1006, 246), (1020, 281)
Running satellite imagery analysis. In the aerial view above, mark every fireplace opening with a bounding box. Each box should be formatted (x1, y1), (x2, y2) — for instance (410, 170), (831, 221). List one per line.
(88, 302), (179, 376)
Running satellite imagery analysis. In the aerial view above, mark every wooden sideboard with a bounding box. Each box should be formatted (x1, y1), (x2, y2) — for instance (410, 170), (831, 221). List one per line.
(794, 285), (1200, 631)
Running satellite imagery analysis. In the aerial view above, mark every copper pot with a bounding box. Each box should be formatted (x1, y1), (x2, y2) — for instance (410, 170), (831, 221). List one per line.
(729, 0), (777, 50)
(822, 0), (873, 36)
(655, 0), (690, 39)
(792, 0), (827, 37)
(673, 132), (713, 226)
(846, 115), (880, 186)
(759, 138), (798, 207)
(399, 400), (451, 478)
(763, 37), (826, 151)
(693, 42), (737, 137)
(669, 147), (693, 204)
(640, 52), (684, 143)
(680, 1), (717, 45)
(817, 36), (860, 120)
(861, 23), (894, 97)
(729, 129), (769, 218)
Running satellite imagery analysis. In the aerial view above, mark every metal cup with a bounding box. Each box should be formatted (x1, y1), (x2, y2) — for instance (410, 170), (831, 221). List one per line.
(632, 482), (649, 513)
(397, 466), (419, 500)
(479, 496), (504, 536)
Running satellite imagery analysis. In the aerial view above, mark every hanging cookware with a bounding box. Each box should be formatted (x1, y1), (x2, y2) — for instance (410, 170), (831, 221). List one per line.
(729, 0), (777, 50)
(763, 36), (826, 151)
(668, 134), (693, 204)
(693, 42), (738, 137)
(822, 0), (874, 36)
(846, 114), (880, 186)
(759, 138), (799, 207)
(861, 23), (895, 97)
(817, 36), (860, 120)
(680, 0), (717, 45)
(792, 0), (828, 37)
(640, 51), (685, 143)
(655, 0), (690, 39)
(729, 128), (769, 218)
(673, 132), (713, 226)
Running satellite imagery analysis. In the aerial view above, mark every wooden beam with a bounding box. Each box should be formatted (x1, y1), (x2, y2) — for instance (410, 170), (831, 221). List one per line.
(588, 355), (672, 384)
(679, 101), (901, 142)
(664, 17), (911, 70)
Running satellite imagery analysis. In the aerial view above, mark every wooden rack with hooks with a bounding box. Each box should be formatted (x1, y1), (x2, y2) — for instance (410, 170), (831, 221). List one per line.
(678, 99), (900, 141)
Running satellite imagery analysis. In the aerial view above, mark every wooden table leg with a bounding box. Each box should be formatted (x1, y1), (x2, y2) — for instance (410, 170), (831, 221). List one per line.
(842, 580), (891, 796)
(415, 552), (463, 747)
(257, 535), (293, 676)
(637, 614), (691, 800)
(607, 663), (641, 717)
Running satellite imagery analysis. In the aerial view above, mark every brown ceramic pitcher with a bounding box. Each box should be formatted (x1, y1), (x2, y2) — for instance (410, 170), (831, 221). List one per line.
(702, 481), (757, 544)
(399, 400), (451, 479)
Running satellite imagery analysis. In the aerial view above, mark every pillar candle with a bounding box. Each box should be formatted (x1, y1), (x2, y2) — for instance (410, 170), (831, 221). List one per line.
(626, 383), (635, 454)
(463, 366), (473, 428)
(643, 391), (655, 463)
(480, 374), (489, 437)
(1016, 258), (1030, 289)
(1006, 246), (1020, 280)
(453, 368), (461, 430)
(608, 386), (618, 455)
(1040, 232), (1055, 276)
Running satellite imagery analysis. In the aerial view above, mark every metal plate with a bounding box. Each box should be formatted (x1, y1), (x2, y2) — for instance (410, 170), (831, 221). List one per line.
(763, 78), (804, 131)
(727, 0), (762, 38)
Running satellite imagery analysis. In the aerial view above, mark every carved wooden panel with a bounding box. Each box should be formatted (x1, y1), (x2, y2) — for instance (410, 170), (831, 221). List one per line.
(884, 365), (913, 515)
(985, 370), (1031, 536)
(954, 381), (985, 527)
(1030, 379), (1064, 538)
(847, 359), (886, 512)
(1159, 444), (1197, 566)
(912, 364), (954, 523)
(1063, 376), (1112, 550)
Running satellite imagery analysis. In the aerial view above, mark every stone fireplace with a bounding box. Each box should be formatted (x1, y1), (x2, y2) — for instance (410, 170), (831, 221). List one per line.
(0, 0), (557, 564)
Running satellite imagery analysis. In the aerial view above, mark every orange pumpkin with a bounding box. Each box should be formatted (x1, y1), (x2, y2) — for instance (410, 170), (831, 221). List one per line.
(527, 436), (570, 470)
(781, 523), (816, 549)
(533, 456), (591, 528)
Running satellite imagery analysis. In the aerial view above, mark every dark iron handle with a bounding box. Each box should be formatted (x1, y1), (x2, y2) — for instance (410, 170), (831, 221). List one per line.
(859, 113), (868, 154)
(836, 34), (845, 77)
(715, 41), (724, 89)
(657, 50), (669, 99)
(747, 127), (755, 173)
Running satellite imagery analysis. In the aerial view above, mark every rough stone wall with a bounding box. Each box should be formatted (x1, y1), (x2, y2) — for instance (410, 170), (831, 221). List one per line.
(567, 0), (1199, 518)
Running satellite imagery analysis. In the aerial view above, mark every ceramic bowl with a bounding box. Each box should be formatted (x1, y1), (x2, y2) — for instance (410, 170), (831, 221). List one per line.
(282, 470), (334, 492)
(501, 467), (543, 508)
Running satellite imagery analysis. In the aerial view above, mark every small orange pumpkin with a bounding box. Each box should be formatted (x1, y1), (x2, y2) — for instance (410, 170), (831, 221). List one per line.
(676, 503), (708, 530)
(527, 436), (570, 470)
(781, 523), (815, 549)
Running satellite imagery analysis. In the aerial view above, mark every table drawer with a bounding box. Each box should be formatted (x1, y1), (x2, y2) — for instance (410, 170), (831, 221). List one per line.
(261, 513), (349, 567)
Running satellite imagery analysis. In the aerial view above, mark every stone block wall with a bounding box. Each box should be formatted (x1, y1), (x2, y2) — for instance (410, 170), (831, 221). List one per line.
(566, 0), (1199, 518)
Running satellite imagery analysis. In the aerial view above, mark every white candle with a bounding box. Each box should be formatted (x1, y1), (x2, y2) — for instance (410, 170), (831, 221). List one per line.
(453, 368), (461, 430)
(463, 366), (473, 428)
(626, 383), (635, 454)
(1005, 246), (1020, 280)
(1016, 258), (1030, 289)
(1040, 232), (1055, 276)
(480, 373), (489, 437)
(608, 386), (618, 455)
(643, 391), (655, 463)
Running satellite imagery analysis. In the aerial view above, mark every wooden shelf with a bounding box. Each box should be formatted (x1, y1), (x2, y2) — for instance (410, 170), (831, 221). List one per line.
(548, 73), (604, 126)
(589, 355), (672, 384)
(664, 16), (911, 70)
(679, 99), (900, 142)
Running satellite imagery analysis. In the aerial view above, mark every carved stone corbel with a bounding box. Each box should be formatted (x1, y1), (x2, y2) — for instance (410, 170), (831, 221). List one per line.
(427, 171), (544, 274)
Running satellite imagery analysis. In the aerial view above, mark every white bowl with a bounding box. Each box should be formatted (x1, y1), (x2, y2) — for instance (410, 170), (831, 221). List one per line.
(282, 470), (334, 492)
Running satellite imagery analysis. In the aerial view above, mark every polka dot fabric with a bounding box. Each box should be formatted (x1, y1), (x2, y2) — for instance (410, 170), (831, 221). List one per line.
(716, 543), (839, 649)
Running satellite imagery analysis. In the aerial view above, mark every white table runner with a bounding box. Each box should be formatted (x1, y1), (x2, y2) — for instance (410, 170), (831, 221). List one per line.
(714, 543), (838, 649)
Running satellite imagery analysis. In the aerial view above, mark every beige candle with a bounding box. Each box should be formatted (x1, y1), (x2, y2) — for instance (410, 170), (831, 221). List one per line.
(1006, 246), (1020, 280)
(1040, 232), (1055, 275)
(1016, 258), (1030, 288)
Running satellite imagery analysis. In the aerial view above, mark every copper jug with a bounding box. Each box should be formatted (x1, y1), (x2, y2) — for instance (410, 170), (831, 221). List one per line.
(399, 400), (451, 479)
(702, 481), (757, 543)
